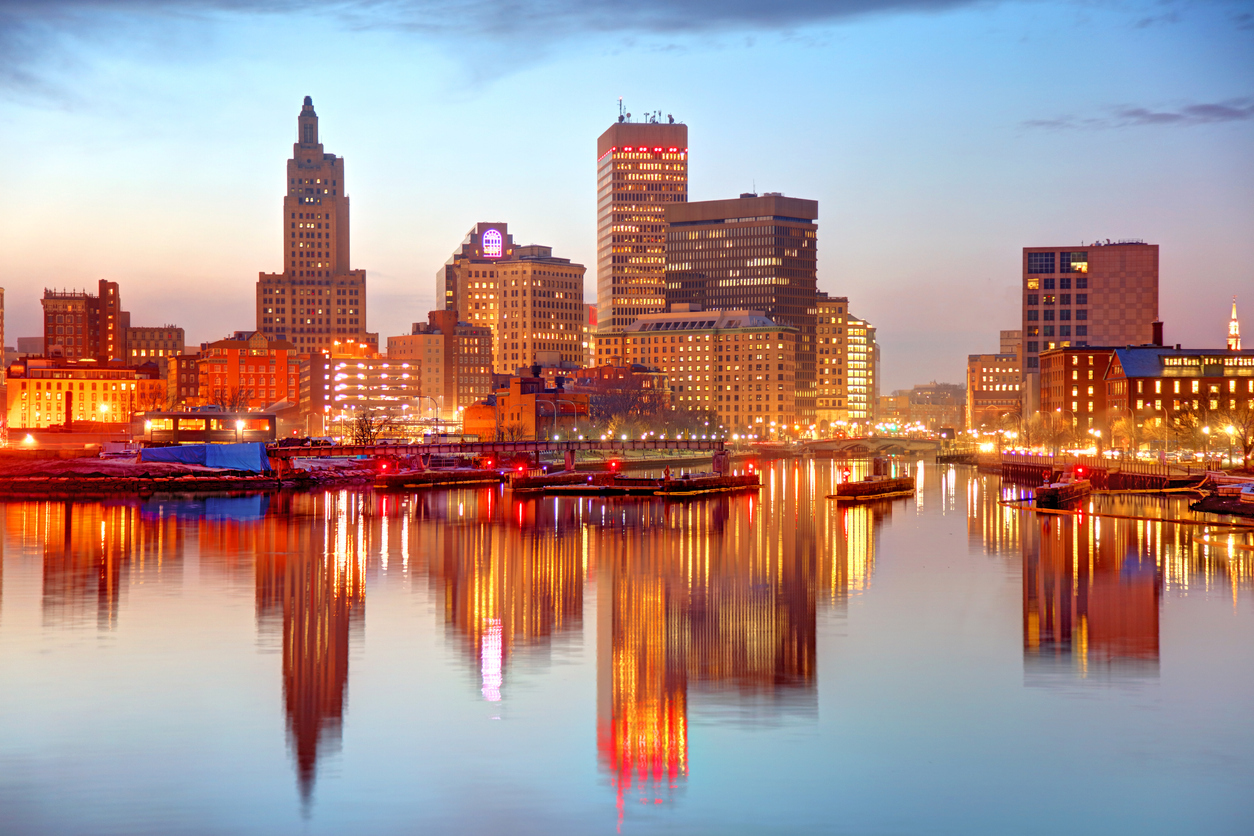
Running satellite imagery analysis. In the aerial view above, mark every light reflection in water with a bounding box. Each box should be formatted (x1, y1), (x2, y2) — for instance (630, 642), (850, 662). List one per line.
(1, 461), (1250, 828)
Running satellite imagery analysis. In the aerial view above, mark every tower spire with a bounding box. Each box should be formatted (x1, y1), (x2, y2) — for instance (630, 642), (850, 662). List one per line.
(298, 95), (319, 147)
(1229, 295), (1241, 351)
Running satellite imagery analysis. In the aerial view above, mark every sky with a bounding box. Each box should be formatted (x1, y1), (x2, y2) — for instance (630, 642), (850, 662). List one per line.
(0, 0), (1251, 391)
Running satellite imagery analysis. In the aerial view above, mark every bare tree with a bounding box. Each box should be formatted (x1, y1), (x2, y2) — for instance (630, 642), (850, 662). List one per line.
(1217, 404), (1254, 470)
(501, 422), (527, 442)
(210, 387), (253, 412)
(349, 411), (393, 445)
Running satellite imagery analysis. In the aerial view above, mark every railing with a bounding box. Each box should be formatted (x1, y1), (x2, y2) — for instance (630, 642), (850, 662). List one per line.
(997, 452), (1207, 478)
(270, 438), (725, 459)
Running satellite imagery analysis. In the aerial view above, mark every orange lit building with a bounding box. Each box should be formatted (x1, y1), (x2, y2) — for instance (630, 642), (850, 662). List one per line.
(596, 118), (689, 332)
(41, 280), (128, 362)
(464, 374), (590, 441)
(1038, 346), (1116, 432)
(196, 331), (303, 410)
(5, 356), (164, 428)
(256, 96), (374, 353)
(1105, 345), (1254, 422)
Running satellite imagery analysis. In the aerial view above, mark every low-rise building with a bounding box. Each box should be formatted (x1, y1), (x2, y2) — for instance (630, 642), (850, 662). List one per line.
(302, 352), (422, 437)
(1039, 346), (1117, 431)
(196, 331), (303, 411)
(1106, 346), (1254, 423)
(464, 375), (590, 441)
(5, 356), (164, 429)
(621, 308), (798, 438)
(966, 332), (1023, 429)
(168, 353), (201, 409)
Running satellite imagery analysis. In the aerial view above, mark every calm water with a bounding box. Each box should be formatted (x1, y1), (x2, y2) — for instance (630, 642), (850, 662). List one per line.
(1, 461), (1252, 835)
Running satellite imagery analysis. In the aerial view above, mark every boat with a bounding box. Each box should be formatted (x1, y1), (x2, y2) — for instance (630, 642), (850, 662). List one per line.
(1034, 470), (1091, 508)
(827, 475), (916, 502)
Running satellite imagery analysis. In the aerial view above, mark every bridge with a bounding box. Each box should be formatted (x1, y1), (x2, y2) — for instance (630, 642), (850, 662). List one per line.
(805, 437), (943, 456)
(268, 438), (726, 459)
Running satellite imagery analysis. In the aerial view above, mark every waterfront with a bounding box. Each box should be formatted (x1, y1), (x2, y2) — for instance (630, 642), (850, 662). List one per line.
(1, 461), (1251, 835)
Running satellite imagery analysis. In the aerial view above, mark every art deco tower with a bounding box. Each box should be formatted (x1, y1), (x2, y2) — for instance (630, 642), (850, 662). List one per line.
(256, 97), (372, 353)
(595, 115), (688, 332)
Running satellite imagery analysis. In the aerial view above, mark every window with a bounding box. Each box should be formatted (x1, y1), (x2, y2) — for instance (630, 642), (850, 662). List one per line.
(1043, 278), (1056, 290)
(1059, 278), (1071, 289)
(1076, 293), (1087, 304)
(1060, 294), (1071, 305)
(1076, 325), (1087, 336)
(1027, 357), (1039, 368)
(1027, 294), (1039, 306)
(1027, 341), (1039, 352)
(1043, 326), (1054, 336)
(1060, 325), (1071, 336)
(1060, 309), (1071, 321)
(1027, 252), (1056, 274)
(1027, 310), (1039, 321)
(1043, 310), (1055, 321)
(1076, 276), (1088, 288)
(1076, 309), (1087, 320)
(1061, 251), (1088, 274)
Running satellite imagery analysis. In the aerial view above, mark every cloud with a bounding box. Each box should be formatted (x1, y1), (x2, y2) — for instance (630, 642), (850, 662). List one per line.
(0, 0), (987, 97)
(1023, 97), (1254, 130)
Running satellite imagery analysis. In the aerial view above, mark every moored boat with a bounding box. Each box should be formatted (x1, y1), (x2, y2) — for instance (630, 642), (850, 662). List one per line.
(827, 475), (916, 502)
(1034, 471), (1091, 508)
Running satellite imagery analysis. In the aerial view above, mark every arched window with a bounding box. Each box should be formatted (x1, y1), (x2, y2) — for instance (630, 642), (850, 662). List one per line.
(482, 229), (503, 259)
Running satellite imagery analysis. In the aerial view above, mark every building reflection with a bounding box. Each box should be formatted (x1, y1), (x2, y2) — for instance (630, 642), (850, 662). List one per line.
(1023, 514), (1162, 681)
(421, 493), (583, 702)
(253, 492), (365, 803)
(4, 500), (182, 630)
(585, 459), (888, 822)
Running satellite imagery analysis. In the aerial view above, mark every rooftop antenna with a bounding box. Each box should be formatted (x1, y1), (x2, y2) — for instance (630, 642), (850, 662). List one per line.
(618, 97), (625, 123)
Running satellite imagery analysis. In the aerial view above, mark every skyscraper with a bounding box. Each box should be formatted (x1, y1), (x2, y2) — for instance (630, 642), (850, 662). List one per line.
(256, 97), (372, 353)
(815, 292), (849, 433)
(596, 117), (688, 332)
(1020, 242), (1158, 409)
(663, 193), (819, 425)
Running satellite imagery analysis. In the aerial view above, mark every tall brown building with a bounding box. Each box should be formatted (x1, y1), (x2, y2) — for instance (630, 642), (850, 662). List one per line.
(1021, 242), (1158, 409)
(596, 119), (688, 332)
(41, 280), (128, 362)
(257, 97), (372, 353)
(815, 292), (849, 432)
(438, 222), (516, 322)
(496, 245), (586, 371)
(664, 193), (819, 425)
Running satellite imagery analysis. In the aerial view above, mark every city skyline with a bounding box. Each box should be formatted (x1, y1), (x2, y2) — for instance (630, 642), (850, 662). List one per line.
(0, 1), (1250, 392)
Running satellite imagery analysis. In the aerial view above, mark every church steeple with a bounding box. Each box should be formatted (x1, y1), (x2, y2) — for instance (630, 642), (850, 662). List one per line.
(1229, 296), (1241, 351)
(298, 95), (319, 148)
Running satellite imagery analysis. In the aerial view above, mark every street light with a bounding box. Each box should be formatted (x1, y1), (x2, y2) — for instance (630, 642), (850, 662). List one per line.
(235, 418), (246, 443)
(1202, 425), (1211, 465)
(1225, 424), (1236, 467)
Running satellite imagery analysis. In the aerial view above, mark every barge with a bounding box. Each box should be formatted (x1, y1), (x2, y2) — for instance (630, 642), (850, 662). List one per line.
(1034, 471), (1092, 508)
(827, 475), (916, 502)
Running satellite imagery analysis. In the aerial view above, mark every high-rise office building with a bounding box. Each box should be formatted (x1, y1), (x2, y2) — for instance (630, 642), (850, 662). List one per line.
(497, 245), (586, 372)
(664, 193), (819, 425)
(846, 314), (876, 427)
(815, 292), (849, 433)
(1020, 242), (1158, 409)
(438, 222), (516, 324)
(596, 119), (688, 332)
(256, 97), (373, 353)
(41, 280), (128, 362)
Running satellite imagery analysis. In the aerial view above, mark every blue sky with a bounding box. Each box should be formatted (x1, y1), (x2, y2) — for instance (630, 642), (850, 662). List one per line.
(0, 0), (1250, 390)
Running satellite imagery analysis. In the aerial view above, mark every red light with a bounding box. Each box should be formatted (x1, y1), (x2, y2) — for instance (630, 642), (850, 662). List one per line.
(653, 146), (662, 152)
(610, 460), (619, 471)
(517, 465), (525, 473)
(667, 147), (677, 152)
(1076, 467), (1084, 475)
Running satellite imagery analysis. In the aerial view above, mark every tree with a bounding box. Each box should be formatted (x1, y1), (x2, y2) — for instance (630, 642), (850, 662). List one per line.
(349, 411), (393, 445)
(501, 422), (527, 442)
(210, 386), (252, 412)
(1217, 403), (1254, 470)
(1110, 415), (1144, 457)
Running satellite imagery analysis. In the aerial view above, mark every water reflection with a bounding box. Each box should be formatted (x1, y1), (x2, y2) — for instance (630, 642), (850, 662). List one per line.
(3, 460), (1250, 830)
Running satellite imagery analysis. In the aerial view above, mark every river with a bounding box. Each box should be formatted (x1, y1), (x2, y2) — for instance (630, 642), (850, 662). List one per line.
(1, 460), (1251, 835)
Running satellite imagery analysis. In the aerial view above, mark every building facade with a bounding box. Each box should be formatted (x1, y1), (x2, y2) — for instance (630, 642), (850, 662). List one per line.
(846, 314), (876, 427)
(438, 222), (515, 324)
(596, 119), (689, 332)
(168, 353), (200, 410)
(196, 331), (303, 411)
(966, 333), (1023, 430)
(125, 325), (185, 379)
(41, 280), (128, 362)
(815, 292), (849, 433)
(495, 245), (586, 372)
(256, 97), (372, 353)
(1021, 242), (1158, 397)
(302, 353), (422, 436)
(464, 375), (590, 441)
(663, 193), (818, 425)
(6, 357), (164, 429)
(621, 308), (798, 437)
(386, 310), (493, 421)
(1106, 346), (1254, 423)
(1038, 346), (1115, 432)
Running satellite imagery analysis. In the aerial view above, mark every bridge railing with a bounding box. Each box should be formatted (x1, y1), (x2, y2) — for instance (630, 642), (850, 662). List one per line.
(269, 438), (726, 459)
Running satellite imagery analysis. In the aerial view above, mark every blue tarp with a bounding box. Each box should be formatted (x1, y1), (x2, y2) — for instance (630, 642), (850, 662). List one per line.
(140, 442), (270, 472)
